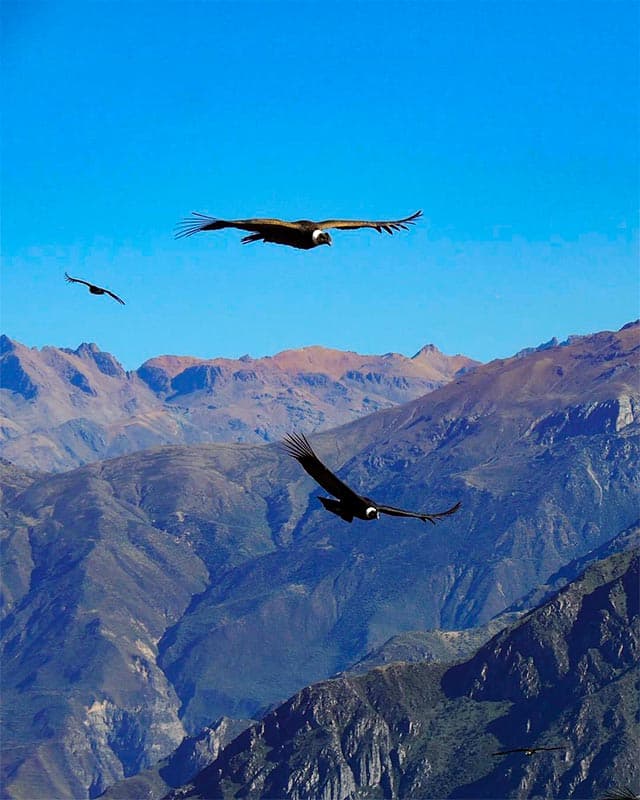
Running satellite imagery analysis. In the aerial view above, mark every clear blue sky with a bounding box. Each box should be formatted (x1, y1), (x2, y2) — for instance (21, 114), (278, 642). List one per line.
(2, 0), (638, 370)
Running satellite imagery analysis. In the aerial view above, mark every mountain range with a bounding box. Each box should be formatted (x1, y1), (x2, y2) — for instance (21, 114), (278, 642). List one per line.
(162, 548), (639, 800)
(1, 322), (638, 799)
(0, 335), (476, 472)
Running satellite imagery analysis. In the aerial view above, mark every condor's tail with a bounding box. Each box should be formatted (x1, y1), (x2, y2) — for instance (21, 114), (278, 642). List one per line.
(318, 496), (353, 523)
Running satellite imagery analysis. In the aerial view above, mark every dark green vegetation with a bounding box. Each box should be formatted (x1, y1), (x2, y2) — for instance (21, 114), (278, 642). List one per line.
(100, 619), (518, 800)
(165, 549), (639, 800)
(342, 612), (522, 676)
(1, 323), (638, 798)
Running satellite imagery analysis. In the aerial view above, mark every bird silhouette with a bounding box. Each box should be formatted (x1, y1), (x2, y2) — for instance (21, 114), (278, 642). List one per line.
(492, 746), (566, 757)
(598, 789), (639, 800)
(64, 273), (125, 305)
(175, 210), (422, 250)
(283, 432), (460, 524)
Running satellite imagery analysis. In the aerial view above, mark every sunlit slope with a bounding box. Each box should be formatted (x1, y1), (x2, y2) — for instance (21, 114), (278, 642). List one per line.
(159, 322), (639, 729)
(1, 322), (637, 798)
(0, 336), (476, 472)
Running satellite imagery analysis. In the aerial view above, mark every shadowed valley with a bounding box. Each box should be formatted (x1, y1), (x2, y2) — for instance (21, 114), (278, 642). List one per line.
(1, 323), (638, 798)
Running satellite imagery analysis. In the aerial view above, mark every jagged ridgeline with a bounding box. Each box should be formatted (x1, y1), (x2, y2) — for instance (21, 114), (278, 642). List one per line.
(0, 334), (476, 472)
(1, 323), (638, 799)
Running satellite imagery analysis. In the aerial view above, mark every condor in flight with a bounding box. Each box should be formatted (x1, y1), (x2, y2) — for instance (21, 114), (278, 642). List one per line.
(283, 432), (460, 524)
(64, 273), (125, 305)
(492, 746), (566, 757)
(598, 789), (639, 800)
(175, 210), (422, 250)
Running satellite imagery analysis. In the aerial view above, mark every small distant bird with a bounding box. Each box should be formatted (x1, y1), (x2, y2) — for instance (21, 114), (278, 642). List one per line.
(283, 432), (460, 524)
(175, 210), (422, 250)
(64, 273), (125, 305)
(492, 746), (566, 757)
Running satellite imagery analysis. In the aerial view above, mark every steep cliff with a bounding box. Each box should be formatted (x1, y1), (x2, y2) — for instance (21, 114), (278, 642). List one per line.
(165, 550), (639, 800)
(1, 324), (638, 798)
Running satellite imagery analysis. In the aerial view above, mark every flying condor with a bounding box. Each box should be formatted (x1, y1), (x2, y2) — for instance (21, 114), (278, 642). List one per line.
(64, 273), (125, 305)
(282, 432), (460, 524)
(491, 746), (567, 757)
(175, 210), (422, 250)
(598, 789), (639, 800)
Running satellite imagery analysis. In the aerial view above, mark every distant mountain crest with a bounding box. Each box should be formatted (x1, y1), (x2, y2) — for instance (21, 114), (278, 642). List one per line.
(0, 337), (478, 472)
(1, 322), (637, 799)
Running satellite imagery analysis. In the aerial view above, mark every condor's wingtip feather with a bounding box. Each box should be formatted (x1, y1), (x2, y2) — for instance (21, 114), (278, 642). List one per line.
(382, 210), (422, 234)
(395, 210), (422, 225)
(422, 500), (461, 524)
(442, 500), (461, 516)
(107, 291), (126, 306)
(598, 789), (639, 800)
(282, 432), (316, 461)
(174, 212), (219, 239)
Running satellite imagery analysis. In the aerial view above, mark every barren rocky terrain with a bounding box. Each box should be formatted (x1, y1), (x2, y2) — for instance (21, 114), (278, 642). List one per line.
(1, 322), (638, 798)
(0, 335), (476, 472)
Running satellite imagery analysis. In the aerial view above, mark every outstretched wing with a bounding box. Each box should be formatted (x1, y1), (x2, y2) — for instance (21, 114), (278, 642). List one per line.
(64, 272), (91, 288)
(537, 746), (566, 752)
(315, 210), (422, 235)
(282, 433), (362, 503)
(492, 745), (566, 756)
(174, 213), (303, 240)
(599, 789), (639, 800)
(376, 500), (461, 525)
(104, 288), (125, 305)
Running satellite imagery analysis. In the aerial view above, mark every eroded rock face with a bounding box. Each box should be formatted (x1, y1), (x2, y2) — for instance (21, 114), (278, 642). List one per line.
(1, 464), (209, 800)
(153, 324), (639, 733)
(1, 324), (638, 799)
(530, 396), (639, 444)
(164, 551), (639, 800)
(0, 353), (39, 399)
(99, 717), (255, 800)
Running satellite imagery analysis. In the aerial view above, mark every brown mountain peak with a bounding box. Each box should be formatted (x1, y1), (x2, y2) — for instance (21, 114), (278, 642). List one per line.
(412, 343), (441, 358)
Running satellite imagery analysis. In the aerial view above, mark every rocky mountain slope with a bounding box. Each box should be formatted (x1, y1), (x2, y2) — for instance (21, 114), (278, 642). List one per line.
(156, 322), (638, 730)
(0, 335), (476, 472)
(99, 717), (254, 800)
(342, 611), (522, 676)
(164, 549), (639, 800)
(1, 322), (638, 799)
(0, 457), (41, 505)
(99, 614), (522, 800)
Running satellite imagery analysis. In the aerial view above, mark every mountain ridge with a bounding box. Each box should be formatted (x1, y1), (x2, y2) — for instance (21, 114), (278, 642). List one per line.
(1, 322), (638, 798)
(163, 549), (639, 800)
(0, 335), (477, 472)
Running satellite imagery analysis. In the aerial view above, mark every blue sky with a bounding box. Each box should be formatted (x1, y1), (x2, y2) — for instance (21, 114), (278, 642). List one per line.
(2, 0), (638, 370)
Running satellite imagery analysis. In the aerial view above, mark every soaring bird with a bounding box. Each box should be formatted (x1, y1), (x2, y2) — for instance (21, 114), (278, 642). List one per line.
(64, 273), (125, 305)
(175, 210), (422, 250)
(283, 432), (460, 524)
(492, 746), (566, 757)
(598, 789), (639, 800)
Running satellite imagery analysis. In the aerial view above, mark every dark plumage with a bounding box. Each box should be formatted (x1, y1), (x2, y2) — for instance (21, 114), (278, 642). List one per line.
(492, 746), (566, 757)
(598, 789), (639, 800)
(175, 210), (422, 250)
(282, 432), (460, 524)
(64, 273), (125, 305)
